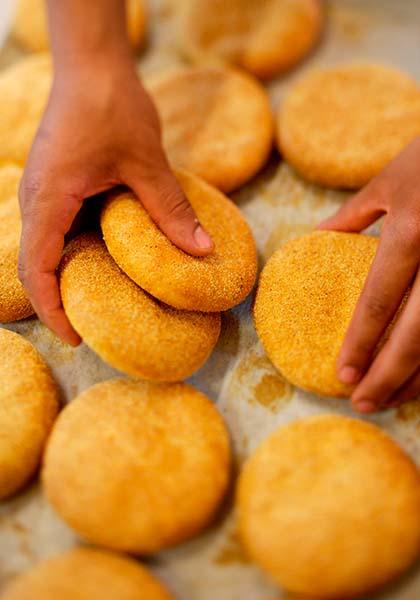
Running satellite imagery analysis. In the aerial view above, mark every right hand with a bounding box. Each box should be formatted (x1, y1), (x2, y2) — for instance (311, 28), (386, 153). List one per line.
(19, 57), (213, 346)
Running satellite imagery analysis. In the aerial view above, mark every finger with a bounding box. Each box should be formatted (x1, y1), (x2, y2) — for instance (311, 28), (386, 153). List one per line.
(317, 185), (385, 232)
(19, 184), (82, 346)
(386, 368), (420, 408)
(19, 267), (81, 347)
(351, 271), (420, 412)
(127, 169), (214, 257)
(337, 216), (420, 386)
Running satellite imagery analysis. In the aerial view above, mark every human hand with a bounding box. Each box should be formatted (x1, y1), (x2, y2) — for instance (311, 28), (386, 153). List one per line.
(319, 136), (420, 412)
(19, 57), (213, 346)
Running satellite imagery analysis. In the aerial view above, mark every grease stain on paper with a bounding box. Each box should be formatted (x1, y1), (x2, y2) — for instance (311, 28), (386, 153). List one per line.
(213, 527), (249, 566)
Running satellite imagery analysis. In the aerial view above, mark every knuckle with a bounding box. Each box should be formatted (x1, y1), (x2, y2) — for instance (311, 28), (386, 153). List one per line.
(19, 177), (46, 217)
(17, 260), (32, 286)
(19, 175), (43, 203)
(166, 197), (193, 221)
(159, 189), (194, 225)
(365, 295), (389, 322)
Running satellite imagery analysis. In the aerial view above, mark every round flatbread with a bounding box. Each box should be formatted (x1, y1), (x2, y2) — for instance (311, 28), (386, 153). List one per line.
(101, 170), (258, 312)
(238, 415), (420, 599)
(43, 379), (231, 554)
(0, 328), (59, 500)
(254, 231), (379, 397)
(179, 0), (323, 79)
(12, 0), (147, 52)
(0, 165), (33, 322)
(146, 67), (273, 192)
(278, 64), (420, 188)
(1, 547), (174, 600)
(0, 54), (51, 166)
(59, 232), (221, 381)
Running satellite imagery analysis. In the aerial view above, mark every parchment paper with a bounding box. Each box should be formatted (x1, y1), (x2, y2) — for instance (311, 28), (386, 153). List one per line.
(1, 1), (420, 598)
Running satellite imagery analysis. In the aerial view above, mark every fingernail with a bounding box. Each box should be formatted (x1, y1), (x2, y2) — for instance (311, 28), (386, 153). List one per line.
(355, 400), (376, 413)
(194, 225), (213, 250)
(339, 366), (361, 385)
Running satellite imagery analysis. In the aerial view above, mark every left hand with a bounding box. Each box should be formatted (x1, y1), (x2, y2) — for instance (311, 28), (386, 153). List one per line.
(319, 136), (420, 413)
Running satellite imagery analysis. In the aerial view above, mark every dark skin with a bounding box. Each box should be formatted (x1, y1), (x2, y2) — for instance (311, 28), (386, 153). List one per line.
(19, 1), (420, 412)
(319, 137), (420, 413)
(18, 0), (213, 347)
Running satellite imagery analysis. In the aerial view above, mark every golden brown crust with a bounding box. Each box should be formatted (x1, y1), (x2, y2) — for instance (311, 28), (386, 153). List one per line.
(59, 232), (221, 381)
(254, 231), (378, 397)
(278, 64), (420, 188)
(238, 415), (420, 599)
(179, 0), (323, 79)
(0, 166), (34, 322)
(1, 547), (174, 600)
(146, 68), (273, 192)
(101, 170), (258, 312)
(43, 379), (231, 554)
(12, 0), (147, 52)
(0, 328), (59, 500)
(0, 55), (51, 166)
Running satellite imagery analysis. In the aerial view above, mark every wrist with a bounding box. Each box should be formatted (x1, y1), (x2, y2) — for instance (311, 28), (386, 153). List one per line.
(52, 48), (139, 89)
(47, 0), (134, 76)
(53, 44), (136, 75)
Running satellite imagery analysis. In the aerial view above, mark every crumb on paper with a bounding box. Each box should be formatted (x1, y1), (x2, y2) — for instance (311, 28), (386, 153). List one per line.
(253, 373), (293, 413)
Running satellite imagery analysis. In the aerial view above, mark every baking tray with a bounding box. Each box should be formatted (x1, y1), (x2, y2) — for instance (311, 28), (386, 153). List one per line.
(1, 1), (420, 598)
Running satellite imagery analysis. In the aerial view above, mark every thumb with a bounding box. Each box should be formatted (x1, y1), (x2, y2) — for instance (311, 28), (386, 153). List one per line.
(317, 187), (386, 233)
(129, 169), (214, 257)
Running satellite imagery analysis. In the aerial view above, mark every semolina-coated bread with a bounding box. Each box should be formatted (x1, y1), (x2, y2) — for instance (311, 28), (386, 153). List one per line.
(1, 547), (174, 600)
(0, 165), (34, 322)
(254, 231), (379, 397)
(179, 0), (323, 79)
(59, 232), (221, 382)
(12, 0), (147, 53)
(43, 379), (231, 554)
(146, 68), (273, 192)
(101, 170), (258, 312)
(277, 64), (420, 188)
(0, 54), (51, 166)
(238, 415), (420, 599)
(0, 328), (59, 500)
